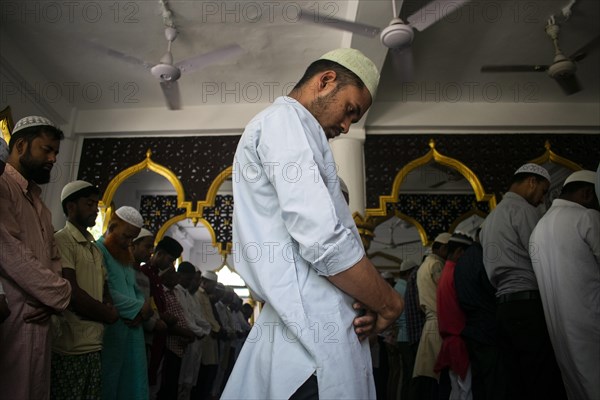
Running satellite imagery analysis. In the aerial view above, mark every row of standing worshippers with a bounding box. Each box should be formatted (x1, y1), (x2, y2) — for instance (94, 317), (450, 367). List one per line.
(131, 233), (252, 400)
(369, 163), (599, 400)
(0, 115), (252, 400)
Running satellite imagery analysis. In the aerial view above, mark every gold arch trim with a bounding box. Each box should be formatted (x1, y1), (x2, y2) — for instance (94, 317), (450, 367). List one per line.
(99, 150), (233, 255)
(101, 149), (191, 231)
(529, 140), (582, 171)
(364, 139), (497, 245)
(396, 212), (429, 247)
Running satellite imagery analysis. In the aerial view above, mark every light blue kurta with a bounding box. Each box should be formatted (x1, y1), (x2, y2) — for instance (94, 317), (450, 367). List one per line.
(96, 237), (149, 400)
(222, 97), (375, 400)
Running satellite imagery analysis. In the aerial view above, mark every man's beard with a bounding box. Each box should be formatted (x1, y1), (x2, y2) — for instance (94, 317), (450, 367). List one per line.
(103, 233), (135, 266)
(20, 150), (51, 184)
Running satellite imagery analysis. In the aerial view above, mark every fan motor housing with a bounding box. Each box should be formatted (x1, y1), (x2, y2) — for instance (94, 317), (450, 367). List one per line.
(381, 18), (414, 49)
(151, 64), (181, 81)
(548, 58), (576, 78)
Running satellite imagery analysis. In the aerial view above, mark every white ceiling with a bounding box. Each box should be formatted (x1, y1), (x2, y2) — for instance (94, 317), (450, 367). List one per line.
(1, 0), (599, 123)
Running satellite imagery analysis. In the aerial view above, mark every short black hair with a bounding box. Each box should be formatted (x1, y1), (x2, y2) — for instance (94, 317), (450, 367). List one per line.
(9, 125), (64, 152)
(432, 241), (446, 252)
(155, 236), (183, 258)
(178, 261), (196, 274)
(61, 185), (100, 215)
(561, 181), (594, 196)
(293, 59), (365, 93)
(447, 236), (472, 256)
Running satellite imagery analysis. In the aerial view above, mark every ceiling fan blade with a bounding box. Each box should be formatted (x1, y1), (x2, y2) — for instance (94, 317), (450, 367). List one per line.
(390, 46), (415, 83)
(297, 9), (380, 37)
(429, 180), (447, 189)
(554, 74), (582, 95)
(175, 44), (245, 74)
(85, 39), (153, 69)
(569, 35), (600, 62)
(160, 80), (182, 110)
(481, 65), (549, 73)
(407, 0), (470, 32)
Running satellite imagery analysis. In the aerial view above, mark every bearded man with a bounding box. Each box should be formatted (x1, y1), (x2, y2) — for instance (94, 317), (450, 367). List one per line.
(0, 116), (72, 400)
(96, 206), (153, 400)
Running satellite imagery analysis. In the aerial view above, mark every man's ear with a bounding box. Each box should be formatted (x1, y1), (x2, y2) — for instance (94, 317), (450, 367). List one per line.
(65, 201), (75, 216)
(317, 70), (337, 91)
(13, 137), (28, 156)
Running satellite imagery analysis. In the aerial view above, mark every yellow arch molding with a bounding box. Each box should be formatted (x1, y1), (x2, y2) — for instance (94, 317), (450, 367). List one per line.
(100, 149), (192, 232)
(364, 139), (497, 245)
(194, 166), (233, 213)
(396, 212), (429, 247)
(529, 140), (582, 171)
(99, 150), (234, 254)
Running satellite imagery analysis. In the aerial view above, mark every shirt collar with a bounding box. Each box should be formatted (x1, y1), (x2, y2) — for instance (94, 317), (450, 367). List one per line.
(504, 191), (528, 203)
(4, 163), (41, 197)
(276, 96), (322, 133)
(429, 253), (445, 263)
(551, 198), (587, 210)
(65, 220), (95, 244)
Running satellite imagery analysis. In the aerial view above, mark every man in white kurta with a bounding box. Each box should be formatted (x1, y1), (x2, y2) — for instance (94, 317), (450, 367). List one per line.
(222, 49), (403, 400)
(530, 170), (600, 400)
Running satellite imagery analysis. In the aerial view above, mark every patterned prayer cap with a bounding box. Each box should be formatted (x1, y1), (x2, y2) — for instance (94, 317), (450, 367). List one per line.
(514, 163), (550, 182)
(115, 206), (144, 228)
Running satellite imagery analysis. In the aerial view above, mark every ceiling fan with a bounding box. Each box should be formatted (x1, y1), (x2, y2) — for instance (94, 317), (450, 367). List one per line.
(298, 0), (471, 81)
(481, 20), (600, 95)
(88, 27), (244, 110)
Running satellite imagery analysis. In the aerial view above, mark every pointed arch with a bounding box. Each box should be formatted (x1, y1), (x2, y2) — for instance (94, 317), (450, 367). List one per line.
(529, 140), (582, 171)
(367, 139), (497, 218)
(100, 149), (191, 231)
(364, 139), (497, 245)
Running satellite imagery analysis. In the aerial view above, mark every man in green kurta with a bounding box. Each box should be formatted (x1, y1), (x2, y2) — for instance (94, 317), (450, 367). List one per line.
(96, 206), (153, 400)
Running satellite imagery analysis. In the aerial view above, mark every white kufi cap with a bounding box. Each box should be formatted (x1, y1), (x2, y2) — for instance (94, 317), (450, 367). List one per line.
(563, 170), (596, 187)
(61, 180), (94, 202)
(319, 48), (380, 98)
(12, 115), (57, 135)
(201, 270), (218, 282)
(433, 232), (452, 244)
(115, 206), (144, 229)
(134, 228), (154, 242)
(514, 163), (551, 182)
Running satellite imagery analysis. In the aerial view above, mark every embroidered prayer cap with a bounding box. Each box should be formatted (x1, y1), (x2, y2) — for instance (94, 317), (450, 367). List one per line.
(514, 163), (551, 182)
(400, 259), (419, 272)
(563, 170), (596, 187)
(134, 228), (154, 243)
(433, 232), (452, 245)
(177, 261), (196, 273)
(114, 206), (144, 229)
(12, 115), (57, 136)
(60, 180), (94, 202)
(0, 138), (8, 163)
(319, 48), (380, 99)
(448, 232), (473, 246)
(201, 270), (218, 282)
(155, 236), (183, 258)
